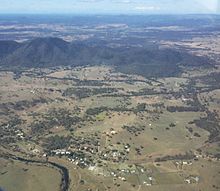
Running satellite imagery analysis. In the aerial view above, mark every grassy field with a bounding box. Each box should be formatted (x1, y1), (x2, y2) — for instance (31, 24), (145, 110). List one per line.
(0, 158), (61, 191)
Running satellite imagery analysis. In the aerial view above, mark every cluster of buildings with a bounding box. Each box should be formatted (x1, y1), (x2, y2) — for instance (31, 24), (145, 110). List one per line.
(185, 176), (199, 184)
(51, 149), (94, 168)
(15, 129), (25, 139)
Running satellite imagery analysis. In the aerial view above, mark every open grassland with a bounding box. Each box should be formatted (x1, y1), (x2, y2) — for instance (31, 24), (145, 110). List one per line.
(0, 158), (61, 191)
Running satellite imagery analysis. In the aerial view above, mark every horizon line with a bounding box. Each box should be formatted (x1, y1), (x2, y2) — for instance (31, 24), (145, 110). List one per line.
(0, 13), (220, 16)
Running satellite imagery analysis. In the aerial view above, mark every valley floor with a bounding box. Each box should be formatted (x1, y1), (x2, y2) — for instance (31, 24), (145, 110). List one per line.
(0, 64), (220, 191)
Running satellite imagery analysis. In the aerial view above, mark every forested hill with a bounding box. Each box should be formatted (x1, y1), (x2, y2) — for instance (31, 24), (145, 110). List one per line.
(0, 37), (212, 77)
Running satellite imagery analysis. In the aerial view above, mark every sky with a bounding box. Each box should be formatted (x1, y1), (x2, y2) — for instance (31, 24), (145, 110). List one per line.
(0, 0), (219, 14)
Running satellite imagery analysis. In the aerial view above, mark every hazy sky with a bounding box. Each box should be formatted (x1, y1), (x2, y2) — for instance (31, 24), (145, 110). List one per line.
(0, 0), (219, 14)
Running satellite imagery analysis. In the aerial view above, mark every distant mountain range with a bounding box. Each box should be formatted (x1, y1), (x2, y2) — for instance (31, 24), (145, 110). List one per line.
(0, 37), (212, 77)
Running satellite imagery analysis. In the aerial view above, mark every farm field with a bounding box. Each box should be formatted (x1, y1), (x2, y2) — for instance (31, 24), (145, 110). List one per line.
(0, 158), (61, 191)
